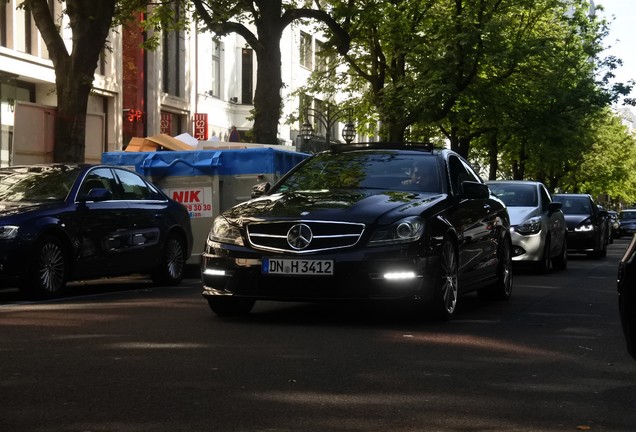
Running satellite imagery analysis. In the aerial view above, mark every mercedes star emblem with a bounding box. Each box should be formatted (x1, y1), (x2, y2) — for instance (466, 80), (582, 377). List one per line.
(287, 223), (313, 250)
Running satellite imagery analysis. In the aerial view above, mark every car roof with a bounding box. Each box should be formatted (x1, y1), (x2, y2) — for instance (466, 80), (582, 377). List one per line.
(327, 142), (443, 154)
(487, 180), (543, 185)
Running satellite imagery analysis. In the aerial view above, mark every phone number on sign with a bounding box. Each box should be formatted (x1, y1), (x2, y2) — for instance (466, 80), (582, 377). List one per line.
(185, 203), (211, 212)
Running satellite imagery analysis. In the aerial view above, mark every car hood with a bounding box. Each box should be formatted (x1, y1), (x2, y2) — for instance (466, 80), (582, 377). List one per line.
(223, 189), (447, 225)
(0, 201), (61, 218)
(563, 214), (591, 229)
(506, 207), (540, 226)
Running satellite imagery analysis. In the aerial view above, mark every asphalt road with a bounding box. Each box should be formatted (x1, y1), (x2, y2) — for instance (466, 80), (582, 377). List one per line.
(1, 239), (634, 432)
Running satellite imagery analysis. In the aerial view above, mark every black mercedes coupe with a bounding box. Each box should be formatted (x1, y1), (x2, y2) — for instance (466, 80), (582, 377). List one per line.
(201, 143), (512, 320)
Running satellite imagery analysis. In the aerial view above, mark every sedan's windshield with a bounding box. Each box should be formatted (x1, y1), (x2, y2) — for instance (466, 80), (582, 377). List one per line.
(554, 196), (592, 215)
(0, 165), (82, 202)
(275, 151), (441, 193)
(619, 211), (636, 220)
(489, 183), (538, 207)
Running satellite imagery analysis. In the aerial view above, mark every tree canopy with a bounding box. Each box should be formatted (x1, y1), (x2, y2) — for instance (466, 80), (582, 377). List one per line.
(300, 0), (635, 204)
(24, 0), (636, 206)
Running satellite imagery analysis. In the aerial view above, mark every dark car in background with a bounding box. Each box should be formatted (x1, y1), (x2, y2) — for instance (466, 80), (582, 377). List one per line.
(487, 180), (567, 272)
(616, 209), (636, 239)
(552, 193), (608, 258)
(598, 205), (613, 244)
(0, 164), (193, 299)
(617, 235), (636, 361)
(608, 210), (620, 241)
(201, 143), (513, 320)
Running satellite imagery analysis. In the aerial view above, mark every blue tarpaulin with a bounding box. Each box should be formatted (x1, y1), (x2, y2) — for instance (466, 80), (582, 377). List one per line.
(101, 147), (309, 179)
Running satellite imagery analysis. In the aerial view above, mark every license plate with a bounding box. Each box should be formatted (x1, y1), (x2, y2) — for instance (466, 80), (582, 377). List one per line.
(262, 258), (334, 276)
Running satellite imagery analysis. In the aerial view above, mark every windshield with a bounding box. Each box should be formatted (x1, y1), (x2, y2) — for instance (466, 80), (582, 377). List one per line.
(275, 151), (441, 193)
(554, 196), (591, 215)
(619, 211), (636, 220)
(488, 183), (538, 207)
(0, 165), (82, 202)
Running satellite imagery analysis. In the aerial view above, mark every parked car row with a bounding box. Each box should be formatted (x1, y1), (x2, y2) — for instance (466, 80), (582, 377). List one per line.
(2, 152), (633, 361)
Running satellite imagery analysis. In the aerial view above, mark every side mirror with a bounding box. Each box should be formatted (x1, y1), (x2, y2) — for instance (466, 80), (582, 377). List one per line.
(547, 202), (562, 213)
(461, 181), (489, 199)
(79, 188), (112, 202)
(251, 182), (271, 198)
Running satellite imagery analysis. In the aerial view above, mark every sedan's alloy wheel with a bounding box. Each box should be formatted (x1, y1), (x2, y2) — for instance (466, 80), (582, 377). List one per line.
(165, 237), (185, 279)
(435, 239), (459, 319)
(38, 240), (66, 293)
(152, 234), (186, 285)
(21, 236), (68, 299)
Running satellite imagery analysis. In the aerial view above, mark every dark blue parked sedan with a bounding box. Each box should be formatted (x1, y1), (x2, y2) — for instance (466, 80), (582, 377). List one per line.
(0, 164), (193, 299)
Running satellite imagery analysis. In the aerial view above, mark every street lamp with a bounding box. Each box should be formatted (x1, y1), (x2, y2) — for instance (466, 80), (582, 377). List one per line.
(299, 105), (356, 147)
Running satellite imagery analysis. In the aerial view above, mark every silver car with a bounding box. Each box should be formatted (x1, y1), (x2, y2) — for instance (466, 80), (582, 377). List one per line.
(487, 180), (567, 272)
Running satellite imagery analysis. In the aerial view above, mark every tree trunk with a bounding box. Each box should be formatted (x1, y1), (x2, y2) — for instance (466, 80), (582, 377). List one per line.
(253, 45), (283, 144)
(27, 0), (116, 163)
(386, 121), (406, 142)
(54, 66), (92, 162)
(456, 136), (471, 159)
(488, 133), (498, 180)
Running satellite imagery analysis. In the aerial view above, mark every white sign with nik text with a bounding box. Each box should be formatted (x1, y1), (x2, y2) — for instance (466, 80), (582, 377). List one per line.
(164, 187), (213, 218)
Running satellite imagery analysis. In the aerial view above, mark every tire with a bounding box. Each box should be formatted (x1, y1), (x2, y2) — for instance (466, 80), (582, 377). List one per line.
(538, 237), (552, 273)
(20, 235), (68, 300)
(428, 237), (459, 320)
(151, 233), (186, 285)
(207, 297), (256, 317)
(552, 237), (568, 270)
(593, 235), (607, 259)
(479, 234), (513, 301)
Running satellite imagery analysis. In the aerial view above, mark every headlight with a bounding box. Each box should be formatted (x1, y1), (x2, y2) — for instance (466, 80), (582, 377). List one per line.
(368, 216), (424, 246)
(515, 216), (542, 235)
(209, 217), (244, 246)
(0, 226), (19, 240)
(575, 220), (594, 232)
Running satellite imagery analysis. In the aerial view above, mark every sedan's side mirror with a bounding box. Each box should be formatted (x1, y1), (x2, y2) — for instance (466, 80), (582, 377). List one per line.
(251, 182), (271, 198)
(79, 188), (113, 202)
(461, 181), (490, 199)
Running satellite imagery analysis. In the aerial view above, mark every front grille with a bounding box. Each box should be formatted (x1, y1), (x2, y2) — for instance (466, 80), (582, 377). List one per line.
(246, 220), (365, 254)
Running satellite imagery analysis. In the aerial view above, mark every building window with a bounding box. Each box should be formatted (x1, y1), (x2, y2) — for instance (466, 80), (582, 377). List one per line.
(162, 6), (184, 97)
(160, 111), (184, 136)
(300, 31), (313, 69)
(211, 41), (221, 98)
(314, 99), (331, 138)
(14, 5), (33, 54)
(315, 40), (336, 80)
(241, 48), (253, 105)
(0, 1), (7, 47)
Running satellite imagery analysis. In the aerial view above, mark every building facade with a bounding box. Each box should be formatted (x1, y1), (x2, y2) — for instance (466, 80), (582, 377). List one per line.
(0, 3), (355, 165)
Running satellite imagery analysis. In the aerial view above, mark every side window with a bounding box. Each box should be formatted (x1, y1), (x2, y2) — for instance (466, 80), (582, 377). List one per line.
(114, 169), (155, 200)
(448, 156), (480, 195)
(540, 185), (551, 211)
(590, 197), (598, 215)
(79, 168), (116, 198)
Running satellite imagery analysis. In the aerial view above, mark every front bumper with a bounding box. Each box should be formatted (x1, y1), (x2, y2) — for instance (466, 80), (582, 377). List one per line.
(0, 239), (29, 286)
(565, 229), (599, 253)
(510, 229), (545, 262)
(201, 241), (439, 303)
